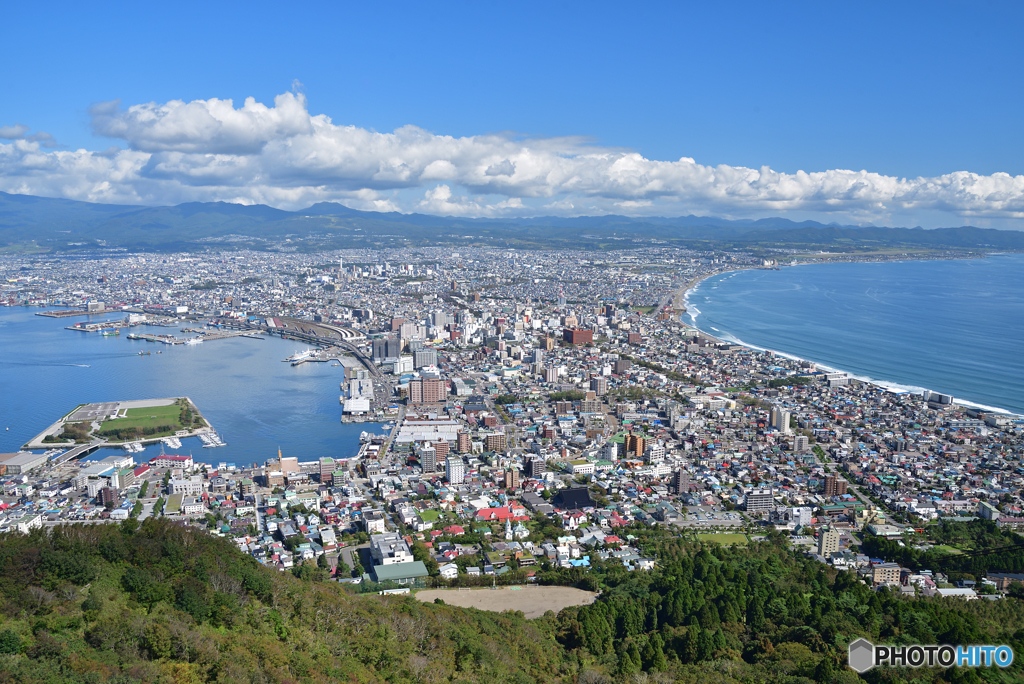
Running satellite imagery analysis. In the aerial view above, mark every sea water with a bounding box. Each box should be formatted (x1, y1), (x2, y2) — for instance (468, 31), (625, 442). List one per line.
(0, 307), (385, 465)
(686, 253), (1024, 415)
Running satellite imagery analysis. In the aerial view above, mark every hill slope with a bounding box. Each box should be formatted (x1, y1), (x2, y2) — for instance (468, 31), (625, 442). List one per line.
(1, 520), (1022, 683)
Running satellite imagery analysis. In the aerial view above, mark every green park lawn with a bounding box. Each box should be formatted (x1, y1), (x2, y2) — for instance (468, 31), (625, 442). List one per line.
(97, 403), (188, 439)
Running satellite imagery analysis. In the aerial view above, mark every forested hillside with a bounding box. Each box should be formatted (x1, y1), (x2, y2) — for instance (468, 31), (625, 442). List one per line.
(0, 520), (1022, 683)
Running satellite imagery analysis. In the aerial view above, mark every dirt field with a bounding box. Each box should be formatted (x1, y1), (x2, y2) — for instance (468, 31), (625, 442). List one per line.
(415, 586), (597, 619)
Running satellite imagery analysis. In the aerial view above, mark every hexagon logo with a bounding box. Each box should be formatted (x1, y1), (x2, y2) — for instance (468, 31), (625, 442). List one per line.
(848, 638), (875, 673)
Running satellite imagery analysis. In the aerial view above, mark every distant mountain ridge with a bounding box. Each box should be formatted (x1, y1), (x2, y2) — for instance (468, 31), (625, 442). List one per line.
(2, 190), (1022, 252)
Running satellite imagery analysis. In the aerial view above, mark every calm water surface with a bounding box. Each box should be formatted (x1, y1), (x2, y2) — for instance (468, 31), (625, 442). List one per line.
(0, 307), (384, 465)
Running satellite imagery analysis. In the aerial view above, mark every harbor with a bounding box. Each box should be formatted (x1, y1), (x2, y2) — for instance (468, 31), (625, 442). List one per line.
(0, 307), (385, 468)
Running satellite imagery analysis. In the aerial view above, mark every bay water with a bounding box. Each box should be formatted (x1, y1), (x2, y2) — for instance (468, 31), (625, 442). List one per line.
(0, 307), (384, 466)
(686, 253), (1024, 415)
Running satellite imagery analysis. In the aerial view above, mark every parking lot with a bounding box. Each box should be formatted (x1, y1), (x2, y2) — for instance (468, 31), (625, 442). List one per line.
(68, 402), (119, 422)
(679, 505), (747, 528)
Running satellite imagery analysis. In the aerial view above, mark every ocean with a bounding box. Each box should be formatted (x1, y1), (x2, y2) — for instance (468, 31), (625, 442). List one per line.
(685, 253), (1024, 415)
(0, 307), (385, 466)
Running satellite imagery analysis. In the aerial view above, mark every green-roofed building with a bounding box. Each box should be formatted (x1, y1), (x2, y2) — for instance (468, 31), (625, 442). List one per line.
(371, 561), (430, 585)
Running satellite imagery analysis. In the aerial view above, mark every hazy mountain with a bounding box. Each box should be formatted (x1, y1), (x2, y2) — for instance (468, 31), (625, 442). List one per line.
(2, 191), (1022, 252)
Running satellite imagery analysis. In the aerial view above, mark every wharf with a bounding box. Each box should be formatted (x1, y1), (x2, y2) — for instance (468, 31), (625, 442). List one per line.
(180, 328), (265, 342)
(127, 332), (180, 344)
(36, 309), (91, 318)
(65, 320), (122, 333)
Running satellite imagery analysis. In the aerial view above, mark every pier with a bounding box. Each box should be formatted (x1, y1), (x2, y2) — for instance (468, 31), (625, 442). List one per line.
(125, 329), (264, 344)
(65, 320), (123, 333)
(36, 309), (92, 318)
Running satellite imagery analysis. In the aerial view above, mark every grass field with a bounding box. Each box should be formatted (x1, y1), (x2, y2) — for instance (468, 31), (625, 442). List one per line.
(697, 533), (748, 545)
(100, 404), (184, 435)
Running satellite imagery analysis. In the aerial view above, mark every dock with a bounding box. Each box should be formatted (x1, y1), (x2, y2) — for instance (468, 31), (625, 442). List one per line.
(36, 309), (92, 318)
(65, 320), (123, 333)
(179, 328), (266, 342)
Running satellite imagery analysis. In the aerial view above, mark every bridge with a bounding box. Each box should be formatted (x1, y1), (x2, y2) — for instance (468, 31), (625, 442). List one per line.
(50, 442), (104, 466)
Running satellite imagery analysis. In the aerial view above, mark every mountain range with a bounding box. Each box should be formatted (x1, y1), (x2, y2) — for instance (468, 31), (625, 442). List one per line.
(3, 191), (1023, 253)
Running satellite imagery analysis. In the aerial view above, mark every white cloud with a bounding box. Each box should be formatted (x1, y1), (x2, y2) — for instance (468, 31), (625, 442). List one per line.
(0, 91), (1022, 226)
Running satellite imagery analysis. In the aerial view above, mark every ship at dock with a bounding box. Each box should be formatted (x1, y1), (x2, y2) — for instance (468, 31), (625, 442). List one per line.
(284, 348), (317, 363)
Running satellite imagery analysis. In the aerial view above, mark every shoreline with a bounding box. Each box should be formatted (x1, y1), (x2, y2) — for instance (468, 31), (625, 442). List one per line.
(676, 256), (1022, 417)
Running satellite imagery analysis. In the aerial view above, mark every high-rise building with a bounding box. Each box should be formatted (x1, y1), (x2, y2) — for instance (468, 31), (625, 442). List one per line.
(625, 434), (646, 458)
(420, 445), (437, 474)
(544, 367), (559, 383)
(457, 431), (472, 453)
(824, 475), (848, 497)
(589, 376), (608, 396)
(485, 432), (507, 452)
(793, 435), (810, 452)
(525, 456), (544, 479)
(771, 407), (793, 435)
(613, 359), (632, 374)
(410, 378), (445, 404)
(504, 468), (519, 490)
(445, 457), (465, 485)
(545, 336), (555, 351)
(319, 457), (335, 485)
(671, 468), (690, 495)
(413, 348), (438, 369)
(432, 440), (450, 462)
(818, 526), (841, 556)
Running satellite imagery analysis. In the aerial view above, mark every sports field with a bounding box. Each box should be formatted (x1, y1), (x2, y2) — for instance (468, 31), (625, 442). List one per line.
(415, 586), (597, 618)
(697, 533), (748, 545)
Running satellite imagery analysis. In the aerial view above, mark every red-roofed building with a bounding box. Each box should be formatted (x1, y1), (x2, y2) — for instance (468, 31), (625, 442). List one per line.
(443, 524), (465, 535)
(475, 506), (529, 523)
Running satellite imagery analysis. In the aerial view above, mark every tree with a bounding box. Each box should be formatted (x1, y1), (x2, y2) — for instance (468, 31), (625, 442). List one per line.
(0, 629), (21, 654)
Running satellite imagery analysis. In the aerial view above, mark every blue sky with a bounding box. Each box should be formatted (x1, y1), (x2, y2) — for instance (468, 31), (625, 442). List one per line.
(2, 1), (1023, 227)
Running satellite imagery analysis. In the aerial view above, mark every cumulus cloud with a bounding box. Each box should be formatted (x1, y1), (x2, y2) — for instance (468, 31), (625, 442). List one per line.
(1, 90), (1023, 225)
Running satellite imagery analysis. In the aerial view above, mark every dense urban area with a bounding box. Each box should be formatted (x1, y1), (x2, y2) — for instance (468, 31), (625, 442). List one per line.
(1, 244), (1023, 683)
